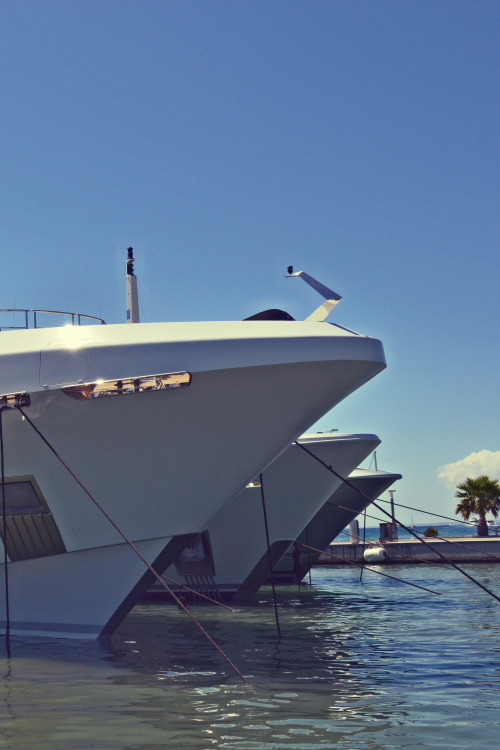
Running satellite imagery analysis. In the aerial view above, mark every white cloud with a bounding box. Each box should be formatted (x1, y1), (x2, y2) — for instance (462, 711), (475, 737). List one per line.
(437, 450), (500, 488)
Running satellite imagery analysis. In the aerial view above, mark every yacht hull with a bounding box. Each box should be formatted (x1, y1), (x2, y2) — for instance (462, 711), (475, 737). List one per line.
(0, 535), (196, 639)
(0, 320), (386, 637)
(154, 434), (380, 601)
(272, 469), (402, 583)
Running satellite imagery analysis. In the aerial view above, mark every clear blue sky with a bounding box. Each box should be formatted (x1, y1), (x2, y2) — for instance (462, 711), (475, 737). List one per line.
(2, 1), (499, 525)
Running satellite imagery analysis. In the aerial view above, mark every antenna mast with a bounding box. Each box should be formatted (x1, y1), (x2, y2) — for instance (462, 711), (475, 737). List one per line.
(126, 247), (140, 323)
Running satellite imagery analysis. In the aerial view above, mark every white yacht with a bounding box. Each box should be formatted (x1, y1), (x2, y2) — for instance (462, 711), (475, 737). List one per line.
(0, 260), (385, 639)
(272, 466), (401, 583)
(151, 432), (380, 601)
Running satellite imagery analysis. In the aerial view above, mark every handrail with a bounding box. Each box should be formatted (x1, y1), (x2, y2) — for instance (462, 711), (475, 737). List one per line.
(0, 309), (106, 330)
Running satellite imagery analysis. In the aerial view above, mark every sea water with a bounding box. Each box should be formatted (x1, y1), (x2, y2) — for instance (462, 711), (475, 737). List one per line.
(1, 549), (500, 748)
(344, 522), (490, 543)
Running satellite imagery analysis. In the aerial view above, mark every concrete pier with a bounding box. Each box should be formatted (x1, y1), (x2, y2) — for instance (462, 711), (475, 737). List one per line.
(316, 536), (500, 566)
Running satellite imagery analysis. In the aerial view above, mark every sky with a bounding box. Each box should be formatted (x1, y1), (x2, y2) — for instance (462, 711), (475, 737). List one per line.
(1, 1), (499, 526)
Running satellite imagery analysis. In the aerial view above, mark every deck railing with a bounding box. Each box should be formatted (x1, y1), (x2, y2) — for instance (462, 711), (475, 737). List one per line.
(0, 309), (106, 331)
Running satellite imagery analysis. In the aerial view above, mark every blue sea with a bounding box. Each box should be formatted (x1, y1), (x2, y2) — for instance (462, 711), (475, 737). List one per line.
(1, 529), (499, 749)
(343, 521), (488, 543)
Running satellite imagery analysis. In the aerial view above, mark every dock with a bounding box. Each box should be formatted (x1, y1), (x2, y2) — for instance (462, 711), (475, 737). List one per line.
(316, 536), (500, 566)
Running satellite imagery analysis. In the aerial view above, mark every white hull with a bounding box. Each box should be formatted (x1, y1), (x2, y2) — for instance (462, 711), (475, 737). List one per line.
(154, 433), (380, 601)
(273, 467), (401, 582)
(0, 319), (386, 637)
(0, 537), (185, 639)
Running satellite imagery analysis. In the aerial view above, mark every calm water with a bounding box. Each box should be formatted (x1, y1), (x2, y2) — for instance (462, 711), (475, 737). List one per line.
(1, 546), (500, 748)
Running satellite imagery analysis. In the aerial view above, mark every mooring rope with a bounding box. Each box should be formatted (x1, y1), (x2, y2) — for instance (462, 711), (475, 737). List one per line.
(376, 496), (490, 529)
(299, 541), (441, 595)
(332, 506), (500, 564)
(0, 409), (11, 657)
(260, 473), (281, 640)
(371, 497), (500, 602)
(16, 406), (247, 683)
(332, 522), (485, 569)
(360, 507), (367, 582)
(159, 573), (236, 611)
(294, 441), (500, 605)
(410, 535), (500, 561)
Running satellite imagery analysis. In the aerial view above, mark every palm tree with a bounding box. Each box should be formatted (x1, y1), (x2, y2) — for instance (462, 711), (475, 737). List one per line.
(455, 475), (500, 536)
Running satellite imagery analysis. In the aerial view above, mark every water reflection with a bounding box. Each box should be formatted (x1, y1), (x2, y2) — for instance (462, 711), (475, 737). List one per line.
(0, 564), (499, 748)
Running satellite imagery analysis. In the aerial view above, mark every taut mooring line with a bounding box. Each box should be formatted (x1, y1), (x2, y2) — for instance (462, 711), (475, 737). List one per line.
(0, 409), (11, 658)
(17, 406), (247, 683)
(294, 441), (500, 605)
(333, 522), (469, 569)
(160, 573), (236, 611)
(260, 473), (281, 640)
(412, 535), (500, 562)
(299, 541), (441, 595)
(333, 503), (500, 564)
(376, 496), (484, 529)
(370, 497), (500, 602)
(360, 507), (368, 582)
